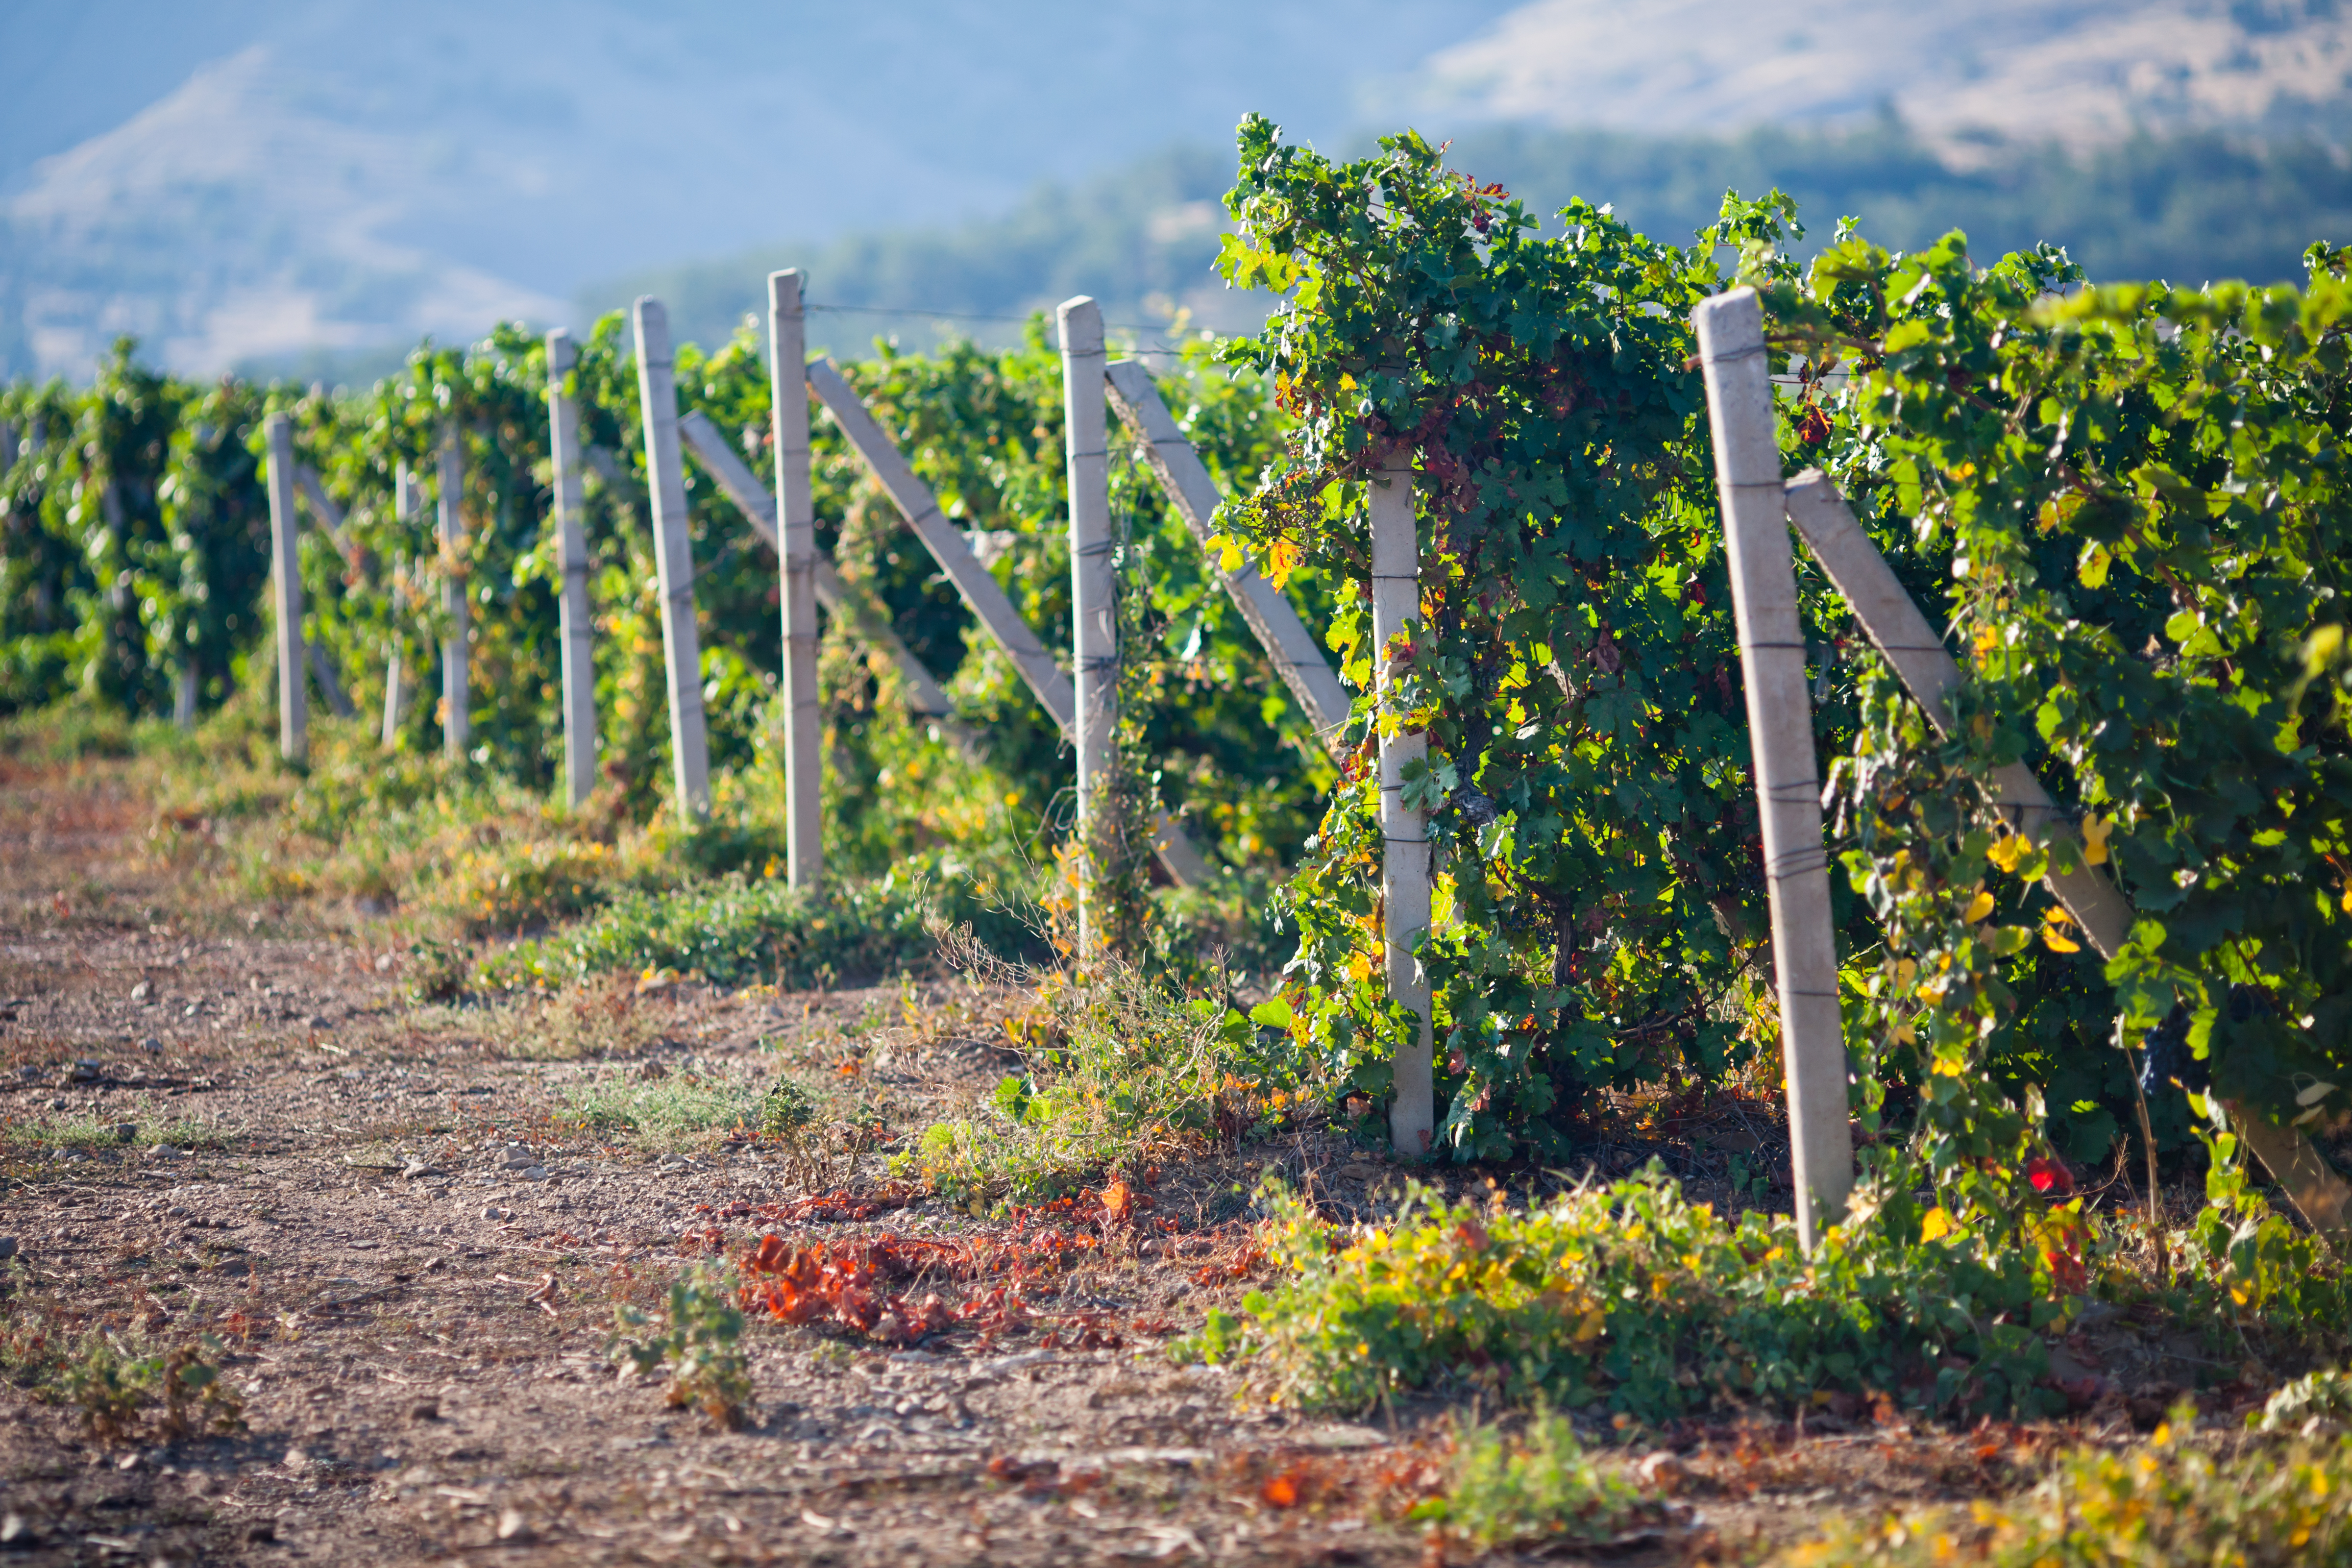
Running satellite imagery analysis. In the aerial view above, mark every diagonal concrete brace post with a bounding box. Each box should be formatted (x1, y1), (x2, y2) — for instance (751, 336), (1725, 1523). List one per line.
(1783, 467), (2352, 1248)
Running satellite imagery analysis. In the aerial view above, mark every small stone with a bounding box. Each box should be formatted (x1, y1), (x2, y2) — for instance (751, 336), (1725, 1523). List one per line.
(67, 1061), (100, 1083)
(148, 1144), (183, 1159)
(0, 1238), (16, 1260)
(139, 1038), (162, 1053)
(503, 1151), (536, 1170)
(282, 1447), (309, 1472)
(113, 1124), (137, 1144)
(115, 1451), (142, 1471)
(130, 981), (151, 1004)
(496, 1509), (531, 1543)
(305, 1015), (332, 1030)
(520, 1166), (548, 1181)
(0, 1512), (28, 1545)
(374, 953), (395, 972)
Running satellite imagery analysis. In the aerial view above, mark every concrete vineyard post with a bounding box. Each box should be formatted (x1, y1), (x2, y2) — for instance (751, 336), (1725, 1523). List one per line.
(767, 271), (822, 888)
(174, 667), (196, 730)
(1780, 467), (2352, 1248)
(437, 424), (469, 758)
(263, 413), (306, 764)
(1371, 451), (1433, 1158)
(1103, 360), (1349, 751)
(631, 296), (713, 820)
(546, 329), (599, 808)
(385, 464), (418, 748)
(1693, 287), (1852, 1251)
(1060, 296), (1116, 954)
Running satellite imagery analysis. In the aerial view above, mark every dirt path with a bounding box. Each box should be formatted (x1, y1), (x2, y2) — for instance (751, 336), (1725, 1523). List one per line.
(0, 757), (2164, 1566)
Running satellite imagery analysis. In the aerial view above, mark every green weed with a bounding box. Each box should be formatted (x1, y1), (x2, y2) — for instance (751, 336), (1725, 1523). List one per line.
(758, 1076), (821, 1140)
(8, 1316), (245, 1444)
(1411, 1409), (1669, 1552)
(610, 1264), (753, 1430)
(1780, 1414), (2352, 1565)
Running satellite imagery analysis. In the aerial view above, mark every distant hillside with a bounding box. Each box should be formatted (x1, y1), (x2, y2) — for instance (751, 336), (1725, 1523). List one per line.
(1406, 0), (2352, 147)
(557, 120), (2352, 376)
(9, 0), (2350, 382)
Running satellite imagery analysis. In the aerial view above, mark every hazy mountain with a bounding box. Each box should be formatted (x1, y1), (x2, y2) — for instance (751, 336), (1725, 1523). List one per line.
(5, 0), (2347, 382)
(0, 0), (1516, 379)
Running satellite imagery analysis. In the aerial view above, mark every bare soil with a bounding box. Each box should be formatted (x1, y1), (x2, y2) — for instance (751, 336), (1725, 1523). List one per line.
(0, 757), (2271, 1566)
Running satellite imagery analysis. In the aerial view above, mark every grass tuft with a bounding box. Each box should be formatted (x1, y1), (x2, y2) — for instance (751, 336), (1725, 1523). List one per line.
(890, 958), (1308, 1205)
(556, 1067), (766, 1151)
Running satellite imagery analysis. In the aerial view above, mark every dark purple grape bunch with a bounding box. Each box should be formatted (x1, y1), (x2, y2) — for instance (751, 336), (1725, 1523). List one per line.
(2139, 987), (2271, 1099)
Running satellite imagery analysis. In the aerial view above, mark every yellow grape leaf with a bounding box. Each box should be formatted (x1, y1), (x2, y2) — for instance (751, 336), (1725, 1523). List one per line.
(1920, 1207), (1954, 1242)
(2081, 814), (2113, 865)
(2341, 887), (2352, 914)
(1973, 625), (1999, 658)
(1987, 832), (2031, 874)
(2041, 914), (2082, 954)
(1264, 536), (1303, 590)
(1963, 887), (1995, 923)
(1889, 1019), (1917, 1046)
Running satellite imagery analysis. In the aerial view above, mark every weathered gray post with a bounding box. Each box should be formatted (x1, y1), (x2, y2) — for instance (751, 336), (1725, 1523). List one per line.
(384, 464), (418, 748)
(1370, 452), (1433, 1157)
(263, 413), (306, 764)
(767, 271), (823, 886)
(1059, 297), (1116, 954)
(1694, 287), (1851, 1250)
(437, 425), (469, 758)
(630, 296), (713, 820)
(547, 330), (599, 808)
